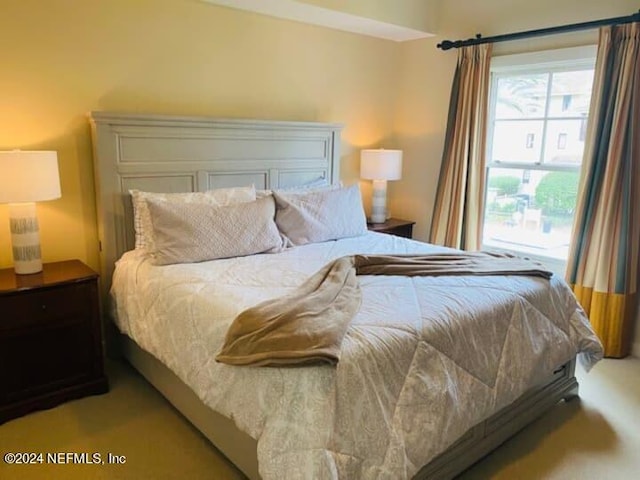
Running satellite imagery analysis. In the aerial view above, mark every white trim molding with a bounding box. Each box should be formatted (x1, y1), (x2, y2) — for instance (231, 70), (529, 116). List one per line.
(202, 0), (435, 41)
(491, 45), (597, 72)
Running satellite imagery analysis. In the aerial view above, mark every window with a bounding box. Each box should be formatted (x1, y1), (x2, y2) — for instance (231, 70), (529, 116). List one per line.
(525, 133), (535, 148)
(482, 47), (596, 270)
(557, 133), (567, 149)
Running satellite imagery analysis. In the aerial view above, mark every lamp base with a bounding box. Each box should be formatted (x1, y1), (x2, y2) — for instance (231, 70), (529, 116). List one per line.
(370, 180), (388, 224)
(9, 202), (43, 275)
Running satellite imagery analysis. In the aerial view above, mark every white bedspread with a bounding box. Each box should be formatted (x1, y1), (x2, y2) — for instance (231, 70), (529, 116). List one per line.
(111, 232), (603, 479)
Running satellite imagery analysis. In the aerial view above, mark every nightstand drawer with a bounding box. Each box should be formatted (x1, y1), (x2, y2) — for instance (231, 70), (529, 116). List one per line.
(0, 283), (91, 333)
(0, 323), (94, 403)
(0, 260), (108, 422)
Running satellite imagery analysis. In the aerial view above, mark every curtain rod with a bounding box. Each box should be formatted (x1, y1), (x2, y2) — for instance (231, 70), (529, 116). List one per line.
(437, 10), (640, 51)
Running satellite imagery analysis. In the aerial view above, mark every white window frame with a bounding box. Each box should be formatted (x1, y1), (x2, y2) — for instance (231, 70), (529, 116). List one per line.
(482, 46), (596, 275)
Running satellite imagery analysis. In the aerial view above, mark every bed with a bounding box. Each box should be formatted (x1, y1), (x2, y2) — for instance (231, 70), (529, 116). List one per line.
(89, 111), (603, 479)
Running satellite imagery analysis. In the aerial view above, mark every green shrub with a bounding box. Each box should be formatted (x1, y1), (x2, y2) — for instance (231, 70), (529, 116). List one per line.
(488, 176), (520, 196)
(488, 201), (517, 214)
(535, 171), (580, 216)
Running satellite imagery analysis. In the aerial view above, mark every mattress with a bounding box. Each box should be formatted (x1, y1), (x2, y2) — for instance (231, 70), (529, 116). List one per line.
(111, 232), (603, 479)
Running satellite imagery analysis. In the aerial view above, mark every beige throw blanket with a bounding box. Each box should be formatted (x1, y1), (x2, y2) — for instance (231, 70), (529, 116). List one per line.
(215, 252), (552, 367)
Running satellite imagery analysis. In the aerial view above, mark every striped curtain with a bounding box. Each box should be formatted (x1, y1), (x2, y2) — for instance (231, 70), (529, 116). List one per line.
(429, 44), (492, 250)
(566, 23), (640, 358)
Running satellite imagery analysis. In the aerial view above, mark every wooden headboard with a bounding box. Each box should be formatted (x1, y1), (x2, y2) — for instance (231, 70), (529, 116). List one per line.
(89, 111), (343, 296)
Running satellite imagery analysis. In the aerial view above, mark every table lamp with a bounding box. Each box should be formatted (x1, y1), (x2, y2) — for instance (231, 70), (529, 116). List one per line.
(0, 150), (61, 274)
(360, 149), (402, 224)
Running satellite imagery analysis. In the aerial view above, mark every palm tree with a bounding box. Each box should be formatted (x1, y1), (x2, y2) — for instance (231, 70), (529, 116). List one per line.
(496, 74), (547, 117)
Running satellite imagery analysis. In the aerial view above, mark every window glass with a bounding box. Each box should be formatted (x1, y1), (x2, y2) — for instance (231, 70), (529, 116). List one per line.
(482, 59), (594, 263)
(495, 74), (548, 119)
(483, 168), (580, 260)
(543, 119), (586, 165)
(548, 70), (594, 117)
(491, 120), (543, 163)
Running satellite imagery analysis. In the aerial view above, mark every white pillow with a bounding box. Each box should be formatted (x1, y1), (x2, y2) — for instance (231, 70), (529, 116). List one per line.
(256, 179), (341, 198)
(146, 196), (284, 265)
(130, 186), (256, 251)
(273, 184), (367, 246)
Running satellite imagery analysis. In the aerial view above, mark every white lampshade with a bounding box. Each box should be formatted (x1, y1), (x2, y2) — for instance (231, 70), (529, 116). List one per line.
(0, 150), (61, 203)
(0, 150), (61, 275)
(360, 149), (403, 181)
(360, 149), (402, 224)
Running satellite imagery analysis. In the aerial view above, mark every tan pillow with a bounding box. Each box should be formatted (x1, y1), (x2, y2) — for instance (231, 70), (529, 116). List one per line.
(146, 196), (284, 265)
(130, 186), (256, 251)
(273, 184), (367, 246)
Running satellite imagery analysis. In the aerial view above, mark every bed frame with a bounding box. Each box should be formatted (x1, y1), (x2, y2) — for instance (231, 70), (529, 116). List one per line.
(89, 111), (580, 480)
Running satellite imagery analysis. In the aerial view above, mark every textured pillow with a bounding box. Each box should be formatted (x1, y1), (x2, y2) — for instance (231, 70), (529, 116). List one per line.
(146, 196), (284, 265)
(256, 179), (342, 198)
(273, 184), (367, 246)
(130, 186), (256, 250)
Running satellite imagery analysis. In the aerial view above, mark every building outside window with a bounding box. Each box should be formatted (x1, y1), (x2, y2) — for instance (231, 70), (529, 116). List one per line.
(557, 132), (568, 149)
(525, 133), (535, 148)
(482, 47), (596, 273)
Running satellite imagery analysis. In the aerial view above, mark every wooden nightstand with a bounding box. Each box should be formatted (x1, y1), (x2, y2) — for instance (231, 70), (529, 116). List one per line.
(0, 260), (108, 423)
(367, 218), (415, 239)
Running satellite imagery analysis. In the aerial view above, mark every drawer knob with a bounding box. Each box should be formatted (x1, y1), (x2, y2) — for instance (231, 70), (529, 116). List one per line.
(41, 304), (47, 310)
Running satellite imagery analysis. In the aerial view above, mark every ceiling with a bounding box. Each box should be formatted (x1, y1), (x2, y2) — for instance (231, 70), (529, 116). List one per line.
(201, 0), (435, 42)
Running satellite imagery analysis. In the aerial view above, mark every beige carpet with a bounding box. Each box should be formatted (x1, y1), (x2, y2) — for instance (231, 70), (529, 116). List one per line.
(1, 356), (639, 479)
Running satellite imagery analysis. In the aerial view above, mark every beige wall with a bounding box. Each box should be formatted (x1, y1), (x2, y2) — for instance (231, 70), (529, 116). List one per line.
(0, 0), (399, 271)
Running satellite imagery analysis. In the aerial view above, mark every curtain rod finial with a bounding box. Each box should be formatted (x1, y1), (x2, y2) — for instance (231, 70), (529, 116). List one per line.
(437, 40), (455, 51)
